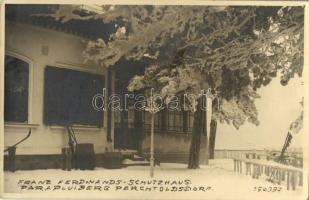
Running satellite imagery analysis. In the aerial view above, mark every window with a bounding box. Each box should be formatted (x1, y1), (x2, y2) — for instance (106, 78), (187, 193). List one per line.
(44, 66), (104, 127)
(4, 55), (29, 123)
(112, 93), (194, 134)
(141, 109), (194, 134)
(114, 106), (194, 134)
(187, 112), (194, 132)
(167, 110), (183, 132)
(142, 111), (161, 131)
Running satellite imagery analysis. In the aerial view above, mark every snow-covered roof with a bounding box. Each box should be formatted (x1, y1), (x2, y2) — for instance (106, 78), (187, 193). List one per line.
(5, 4), (117, 40)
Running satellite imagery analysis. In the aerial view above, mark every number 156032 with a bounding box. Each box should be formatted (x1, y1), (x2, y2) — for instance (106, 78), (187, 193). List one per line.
(253, 186), (282, 192)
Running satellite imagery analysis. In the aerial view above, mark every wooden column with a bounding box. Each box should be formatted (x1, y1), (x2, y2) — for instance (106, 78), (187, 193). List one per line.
(281, 170), (285, 181)
(150, 113), (155, 178)
(278, 169), (282, 185)
(106, 67), (113, 142)
(291, 172), (296, 190)
(62, 147), (72, 171)
(234, 159), (236, 172)
(245, 162), (249, 175)
(287, 171), (290, 190)
(299, 172), (303, 186)
(240, 161), (242, 173)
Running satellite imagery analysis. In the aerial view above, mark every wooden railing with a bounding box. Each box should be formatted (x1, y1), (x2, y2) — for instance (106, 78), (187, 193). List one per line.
(216, 149), (302, 160)
(233, 158), (303, 191)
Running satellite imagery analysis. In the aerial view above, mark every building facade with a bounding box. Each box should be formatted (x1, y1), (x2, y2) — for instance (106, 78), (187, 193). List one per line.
(4, 5), (207, 170)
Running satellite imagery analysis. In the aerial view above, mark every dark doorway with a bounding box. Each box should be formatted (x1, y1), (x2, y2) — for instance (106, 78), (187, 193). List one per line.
(113, 59), (148, 151)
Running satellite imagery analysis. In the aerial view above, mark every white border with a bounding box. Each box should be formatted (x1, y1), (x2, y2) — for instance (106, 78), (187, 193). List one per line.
(0, 0), (5, 198)
(302, 3), (309, 200)
(0, 1), (308, 200)
(0, 0), (307, 6)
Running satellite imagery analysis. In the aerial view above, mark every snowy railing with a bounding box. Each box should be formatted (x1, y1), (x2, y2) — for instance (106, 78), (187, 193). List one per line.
(233, 158), (303, 191)
(215, 150), (267, 159)
(215, 149), (302, 162)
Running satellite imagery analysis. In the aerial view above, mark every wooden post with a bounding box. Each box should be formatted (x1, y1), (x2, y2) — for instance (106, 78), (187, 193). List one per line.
(61, 147), (72, 171)
(287, 171), (290, 190)
(291, 172), (296, 190)
(245, 162), (249, 175)
(256, 164), (258, 178)
(62, 148), (66, 170)
(150, 113), (155, 178)
(205, 94), (212, 165)
(266, 166), (269, 176)
(252, 164), (256, 179)
(274, 168), (278, 181)
(278, 169), (281, 185)
(234, 159), (236, 172)
(299, 172), (303, 186)
(240, 161), (242, 173)
(7, 147), (16, 172)
(205, 136), (209, 165)
(239, 160), (241, 172)
(67, 148), (72, 171)
(281, 170), (285, 181)
(251, 164), (254, 178)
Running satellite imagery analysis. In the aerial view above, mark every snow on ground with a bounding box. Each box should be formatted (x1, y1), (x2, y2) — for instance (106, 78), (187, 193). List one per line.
(3, 159), (306, 200)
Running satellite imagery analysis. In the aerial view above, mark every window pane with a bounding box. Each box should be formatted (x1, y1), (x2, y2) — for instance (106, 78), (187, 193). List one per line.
(44, 66), (104, 127)
(128, 107), (135, 128)
(144, 111), (151, 130)
(174, 112), (182, 131)
(188, 112), (194, 132)
(4, 55), (29, 123)
(168, 111), (175, 130)
(154, 113), (160, 128)
(114, 110), (121, 124)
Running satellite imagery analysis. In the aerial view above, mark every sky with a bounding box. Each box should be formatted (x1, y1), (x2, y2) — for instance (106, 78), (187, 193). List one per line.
(215, 76), (304, 151)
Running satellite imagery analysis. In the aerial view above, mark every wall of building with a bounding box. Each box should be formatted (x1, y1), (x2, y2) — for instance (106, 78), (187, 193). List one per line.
(4, 22), (109, 155)
(141, 132), (207, 164)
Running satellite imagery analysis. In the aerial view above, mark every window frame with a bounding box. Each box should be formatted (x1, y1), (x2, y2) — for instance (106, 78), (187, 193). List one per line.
(43, 63), (105, 128)
(141, 108), (193, 135)
(4, 51), (34, 125)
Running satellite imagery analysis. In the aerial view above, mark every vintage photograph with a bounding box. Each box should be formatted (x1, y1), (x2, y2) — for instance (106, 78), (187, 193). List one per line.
(0, 2), (307, 200)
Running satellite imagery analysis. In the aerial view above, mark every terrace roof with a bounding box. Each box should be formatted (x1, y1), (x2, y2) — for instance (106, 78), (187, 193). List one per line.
(5, 4), (117, 40)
